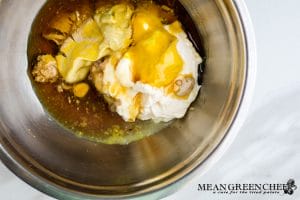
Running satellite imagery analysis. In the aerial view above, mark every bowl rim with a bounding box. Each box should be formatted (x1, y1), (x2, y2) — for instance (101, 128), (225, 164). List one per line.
(0, 0), (256, 199)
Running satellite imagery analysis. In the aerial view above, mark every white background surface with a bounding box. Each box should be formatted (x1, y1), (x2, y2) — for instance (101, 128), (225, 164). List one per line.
(1, 0), (300, 199)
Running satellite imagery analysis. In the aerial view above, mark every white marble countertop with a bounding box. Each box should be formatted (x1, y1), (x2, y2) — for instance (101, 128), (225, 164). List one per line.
(1, 0), (300, 199)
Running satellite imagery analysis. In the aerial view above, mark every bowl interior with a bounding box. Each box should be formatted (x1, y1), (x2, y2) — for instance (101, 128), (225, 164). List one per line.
(0, 0), (246, 198)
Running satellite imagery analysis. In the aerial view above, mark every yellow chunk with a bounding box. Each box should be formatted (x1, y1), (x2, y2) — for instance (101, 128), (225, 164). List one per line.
(56, 19), (104, 84)
(132, 7), (162, 42)
(73, 83), (90, 98)
(43, 32), (66, 45)
(124, 28), (183, 87)
(72, 19), (104, 42)
(125, 7), (184, 87)
(94, 3), (134, 51)
(154, 39), (183, 86)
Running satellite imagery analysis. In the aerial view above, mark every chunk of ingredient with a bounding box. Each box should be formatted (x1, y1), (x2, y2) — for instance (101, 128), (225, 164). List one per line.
(94, 3), (134, 51)
(55, 18), (104, 84)
(73, 83), (90, 98)
(32, 55), (58, 83)
(55, 4), (134, 84)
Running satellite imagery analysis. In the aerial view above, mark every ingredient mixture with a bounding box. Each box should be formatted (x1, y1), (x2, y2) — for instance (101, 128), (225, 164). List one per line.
(28, 0), (204, 144)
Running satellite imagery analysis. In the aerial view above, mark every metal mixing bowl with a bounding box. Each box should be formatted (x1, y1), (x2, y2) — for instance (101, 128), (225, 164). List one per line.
(0, 0), (256, 199)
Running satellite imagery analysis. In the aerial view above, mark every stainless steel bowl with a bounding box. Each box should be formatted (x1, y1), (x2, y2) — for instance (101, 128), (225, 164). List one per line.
(0, 0), (256, 199)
